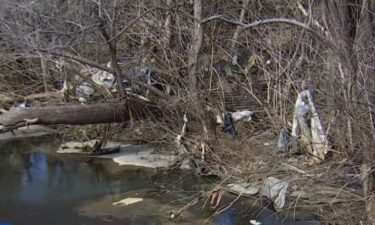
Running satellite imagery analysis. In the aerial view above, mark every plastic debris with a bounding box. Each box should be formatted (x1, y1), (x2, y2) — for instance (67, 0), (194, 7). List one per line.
(91, 62), (115, 89)
(57, 140), (122, 154)
(215, 110), (254, 125)
(222, 112), (237, 135)
(259, 177), (289, 211)
(231, 110), (253, 122)
(216, 113), (223, 124)
(276, 127), (288, 155)
(76, 82), (94, 104)
(291, 89), (330, 164)
(122, 66), (150, 84)
(250, 219), (262, 225)
(113, 197), (143, 206)
(228, 177), (289, 211)
(180, 158), (193, 170)
(227, 182), (258, 196)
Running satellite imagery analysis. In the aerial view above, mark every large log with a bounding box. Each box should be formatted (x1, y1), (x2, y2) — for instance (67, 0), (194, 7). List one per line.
(0, 99), (160, 133)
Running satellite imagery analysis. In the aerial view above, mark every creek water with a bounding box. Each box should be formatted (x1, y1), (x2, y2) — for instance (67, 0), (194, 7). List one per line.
(0, 137), (237, 225)
(0, 137), (319, 225)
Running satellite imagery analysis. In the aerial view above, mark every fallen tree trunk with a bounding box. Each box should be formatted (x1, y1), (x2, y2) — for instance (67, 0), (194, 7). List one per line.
(0, 99), (160, 133)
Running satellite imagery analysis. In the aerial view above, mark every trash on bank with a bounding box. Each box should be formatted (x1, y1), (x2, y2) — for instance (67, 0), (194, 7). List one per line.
(99, 144), (177, 169)
(57, 140), (99, 153)
(222, 112), (237, 135)
(57, 140), (122, 154)
(250, 219), (262, 225)
(112, 197), (143, 206)
(259, 177), (289, 211)
(88, 146), (120, 156)
(215, 110), (254, 124)
(180, 158), (193, 170)
(291, 89), (330, 164)
(227, 182), (259, 196)
(231, 110), (253, 122)
(276, 127), (288, 155)
(228, 177), (289, 211)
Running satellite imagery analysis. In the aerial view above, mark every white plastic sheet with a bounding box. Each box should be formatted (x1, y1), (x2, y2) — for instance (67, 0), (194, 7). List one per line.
(291, 90), (330, 164)
(228, 177), (289, 211)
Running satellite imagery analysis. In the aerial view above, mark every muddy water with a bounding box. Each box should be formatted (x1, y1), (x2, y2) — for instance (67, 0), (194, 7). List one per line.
(0, 138), (244, 225)
(0, 138), (154, 224)
(0, 137), (319, 225)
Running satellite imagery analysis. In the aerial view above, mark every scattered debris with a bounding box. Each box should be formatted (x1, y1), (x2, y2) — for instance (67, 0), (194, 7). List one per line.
(112, 197), (143, 206)
(210, 188), (225, 209)
(222, 112), (237, 135)
(121, 66), (150, 86)
(98, 144), (177, 169)
(57, 140), (99, 153)
(57, 140), (121, 154)
(180, 158), (193, 170)
(276, 127), (288, 155)
(227, 182), (259, 196)
(88, 146), (120, 156)
(227, 177), (289, 211)
(250, 219), (262, 225)
(291, 89), (330, 164)
(76, 82), (95, 104)
(58, 141), (177, 168)
(91, 62), (115, 89)
(231, 110), (253, 122)
(259, 177), (289, 211)
(214, 110), (254, 124)
(216, 110), (254, 135)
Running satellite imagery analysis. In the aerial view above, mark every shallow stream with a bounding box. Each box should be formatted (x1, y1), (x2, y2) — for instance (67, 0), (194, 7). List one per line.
(0, 137), (319, 225)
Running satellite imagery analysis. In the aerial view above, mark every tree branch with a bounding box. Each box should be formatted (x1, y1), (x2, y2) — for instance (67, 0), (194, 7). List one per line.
(104, 7), (156, 44)
(97, 3), (126, 98)
(201, 15), (338, 52)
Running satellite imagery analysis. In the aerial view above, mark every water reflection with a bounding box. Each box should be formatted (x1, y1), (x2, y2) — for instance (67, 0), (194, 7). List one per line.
(213, 208), (236, 225)
(19, 152), (49, 203)
(0, 138), (152, 207)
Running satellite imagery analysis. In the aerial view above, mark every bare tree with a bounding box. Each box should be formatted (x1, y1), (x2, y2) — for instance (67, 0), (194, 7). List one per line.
(1, 1), (375, 222)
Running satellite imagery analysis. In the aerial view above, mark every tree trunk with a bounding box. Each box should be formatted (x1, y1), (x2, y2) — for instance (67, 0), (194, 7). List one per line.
(188, 0), (211, 138)
(323, 0), (357, 153)
(38, 52), (49, 93)
(355, 0), (375, 223)
(323, 0), (375, 222)
(97, 0), (126, 99)
(163, 0), (173, 49)
(230, 0), (249, 64)
(0, 100), (160, 133)
(188, 0), (203, 106)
